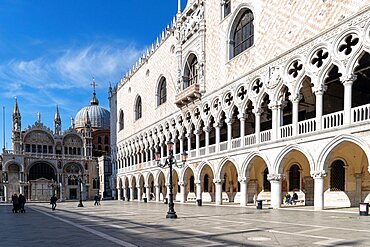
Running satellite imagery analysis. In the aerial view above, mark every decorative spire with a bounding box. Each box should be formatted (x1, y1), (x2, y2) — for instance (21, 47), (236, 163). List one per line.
(71, 117), (75, 129)
(85, 110), (91, 125)
(37, 112), (41, 123)
(13, 97), (20, 115)
(54, 105), (61, 135)
(90, 77), (99, 105)
(178, 0), (181, 14)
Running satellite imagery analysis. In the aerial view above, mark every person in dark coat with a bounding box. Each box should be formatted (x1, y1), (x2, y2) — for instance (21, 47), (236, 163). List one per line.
(18, 194), (26, 213)
(94, 194), (99, 206)
(50, 195), (58, 210)
(11, 193), (19, 213)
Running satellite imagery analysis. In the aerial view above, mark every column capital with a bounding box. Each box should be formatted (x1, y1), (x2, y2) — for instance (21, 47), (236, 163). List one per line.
(213, 178), (222, 184)
(253, 108), (263, 115)
(225, 118), (234, 125)
(313, 84), (327, 95)
(289, 93), (302, 103)
(195, 180), (201, 185)
(311, 170), (327, 179)
(178, 182), (186, 186)
(237, 113), (246, 120)
(193, 129), (201, 135)
(213, 122), (222, 128)
(203, 126), (212, 133)
(340, 74), (357, 85)
(165, 183), (170, 187)
(267, 174), (285, 182)
(238, 176), (250, 183)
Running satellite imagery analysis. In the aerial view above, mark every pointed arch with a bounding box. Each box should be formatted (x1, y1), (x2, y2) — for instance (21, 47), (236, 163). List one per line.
(274, 144), (315, 174)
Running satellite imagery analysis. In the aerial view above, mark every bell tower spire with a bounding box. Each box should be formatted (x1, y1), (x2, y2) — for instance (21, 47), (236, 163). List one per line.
(54, 105), (62, 135)
(178, 0), (181, 14)
(12, 97), (22, 152)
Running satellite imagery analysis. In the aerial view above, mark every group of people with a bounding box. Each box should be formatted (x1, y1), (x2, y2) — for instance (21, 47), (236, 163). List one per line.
(284, 192), (298, 205)
(11, 193), (26, 213)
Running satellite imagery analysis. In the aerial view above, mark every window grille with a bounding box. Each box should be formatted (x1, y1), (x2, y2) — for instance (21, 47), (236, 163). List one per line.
(158, 78), (167, 106)
(330, 160), (345, 191)
(135, 96), (142, 120)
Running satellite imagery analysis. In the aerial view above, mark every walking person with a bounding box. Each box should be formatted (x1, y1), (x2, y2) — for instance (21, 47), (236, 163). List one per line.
(50, 195), (58, 211)
(94, 194), (99, 206)
(11, 193), (19, 213)
(18, 194), (26, 213)
(97, 193), (101, 206)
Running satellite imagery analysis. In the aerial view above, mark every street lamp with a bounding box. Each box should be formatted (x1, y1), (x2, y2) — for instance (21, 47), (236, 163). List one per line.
(77, 171), (84, 207)
(155, 141), (187, 219)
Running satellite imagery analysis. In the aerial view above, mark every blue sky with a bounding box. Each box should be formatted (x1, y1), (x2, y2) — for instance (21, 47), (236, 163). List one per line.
(0, 0), (187, 149)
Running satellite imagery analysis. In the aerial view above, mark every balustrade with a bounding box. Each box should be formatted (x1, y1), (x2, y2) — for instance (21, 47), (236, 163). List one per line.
(298, 119), (316, 135)
(260, 130), (271, 143)
(322, 111), (344, 129)
(209, 144), (216, 154)
(280, 124), (293, 138)
(231, 137), (241, 149)
(219, 141), (228, 151)
(244, 133), (256, 146)
(199, 147), (206, 156)
(352, 103), (370, 123)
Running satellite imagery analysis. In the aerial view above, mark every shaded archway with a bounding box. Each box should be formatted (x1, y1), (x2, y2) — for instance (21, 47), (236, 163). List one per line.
(138, 174), (145, 201)
(244, 155), (270, 205)
(198, 164), (215, 202)
(157, 171), (166, 201)
(219, 160), (239, 203)
(28, 162), (57, 201)
(321, 140), (369, 207)
(183, 166), (195, 202)
(147, 173), (155, 201)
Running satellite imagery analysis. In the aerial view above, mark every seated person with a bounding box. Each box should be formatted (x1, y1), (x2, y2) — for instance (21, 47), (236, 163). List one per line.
(292, 192), (298, 205)
(284, 193), (291, 205)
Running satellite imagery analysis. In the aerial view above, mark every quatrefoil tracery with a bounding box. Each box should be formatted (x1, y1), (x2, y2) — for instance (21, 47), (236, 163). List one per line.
(338, 34), (359, 56)
(252, 80), (263, 94)
(288, 61), (303, 78)
(311, 49), (329, 68)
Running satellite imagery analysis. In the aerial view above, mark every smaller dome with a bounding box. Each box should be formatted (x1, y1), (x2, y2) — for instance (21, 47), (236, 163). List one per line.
(75, 105), (110, 129)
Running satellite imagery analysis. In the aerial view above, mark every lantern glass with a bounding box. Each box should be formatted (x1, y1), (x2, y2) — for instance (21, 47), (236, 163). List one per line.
(181, 152), (188, 163)
(155, 152), (161, 162)
(167, 141), (174, 152)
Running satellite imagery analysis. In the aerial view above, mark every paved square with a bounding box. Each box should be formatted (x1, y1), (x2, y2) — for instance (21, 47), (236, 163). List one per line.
(1, 201), (370, 246)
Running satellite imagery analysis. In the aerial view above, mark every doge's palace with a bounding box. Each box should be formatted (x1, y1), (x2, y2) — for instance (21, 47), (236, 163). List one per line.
(110, 0), (370, 210)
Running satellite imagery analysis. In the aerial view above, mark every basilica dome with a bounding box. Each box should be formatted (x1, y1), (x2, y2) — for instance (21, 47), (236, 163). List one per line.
(74, 93), (110, 130)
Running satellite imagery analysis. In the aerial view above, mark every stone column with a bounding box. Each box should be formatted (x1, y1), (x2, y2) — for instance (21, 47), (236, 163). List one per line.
(238, 113), (246, 146)
(149, 148), (153, 162)
(160, 144), (164, 160)
(239, 177), (249, 206)
(314, 86), (326, 131)
(268, 174), (284, 209)
(179, 136), (184, 155)
(129, 186), (134, 201)
(253, 108), (261, 144)
(194, 129), (200, 157)
(187, 133), (192, 153)
(214, 179), (222, 205)
(166, 183), (170, 199)
(123, 187), (127, 201)
(341, 74), (356, 125)
(146, 186), (150, 200)
(312, 171), (326, 211)
(137, 186), (142, 201)
(20, 185), (24, 195)
(196, 181), (202, 200)
(290, 94), (301, 136)
(269, 103), (279, 140)
(179, 182), (186, 203)
(203, 127), (210, 155)
(117, 187), (122, 200)
(155, 185), (160, 202)
(4, 185), (7, 202)
(226, 118), (233, 149)
(214, 124), (220, 152)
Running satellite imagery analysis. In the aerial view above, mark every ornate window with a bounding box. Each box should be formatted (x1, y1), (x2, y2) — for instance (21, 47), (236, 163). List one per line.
(231, 9), (254, 58)
(289, 164), (300, 191)
(119, 110), (124, 131)
(157, 77), (167, 106)
(135, 96), (142, 120)
(263, 168), (270, 192)
(183, 54), (198, 89)
(330, 160), (345, 191)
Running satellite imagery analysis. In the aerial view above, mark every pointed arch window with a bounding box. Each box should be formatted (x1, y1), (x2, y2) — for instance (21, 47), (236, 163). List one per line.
(157, 77), (167, 106)
(289, 164), (300, 191)
(183, 54), (198, 89)
(135, 96), (142, 120)
(119, 110), (124, 131)
(230, 9), (254, 58)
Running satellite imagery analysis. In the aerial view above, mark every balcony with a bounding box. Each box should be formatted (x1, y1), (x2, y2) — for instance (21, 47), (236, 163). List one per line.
(175, 83), (201, 108)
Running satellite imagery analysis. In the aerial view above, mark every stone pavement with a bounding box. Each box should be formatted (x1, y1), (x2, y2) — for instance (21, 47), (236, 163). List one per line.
(1, 200), (370, 246)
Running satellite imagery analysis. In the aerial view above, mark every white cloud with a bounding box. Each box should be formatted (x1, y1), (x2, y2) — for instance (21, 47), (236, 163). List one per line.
(0, 42), (143, 95)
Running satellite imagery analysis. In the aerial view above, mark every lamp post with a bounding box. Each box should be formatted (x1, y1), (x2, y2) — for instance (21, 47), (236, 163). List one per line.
(77, 172), (84, 207)
(155, 141), (187, 219)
